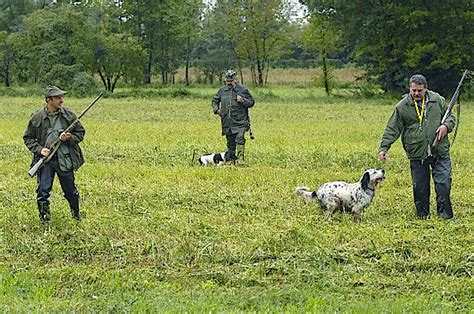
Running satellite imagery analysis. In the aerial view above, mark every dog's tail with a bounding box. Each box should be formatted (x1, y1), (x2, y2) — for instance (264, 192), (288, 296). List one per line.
(295, 186), (316, 201)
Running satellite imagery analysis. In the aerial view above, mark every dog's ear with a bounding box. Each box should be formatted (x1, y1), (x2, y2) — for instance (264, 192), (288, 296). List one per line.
(361, 171), (370, 190)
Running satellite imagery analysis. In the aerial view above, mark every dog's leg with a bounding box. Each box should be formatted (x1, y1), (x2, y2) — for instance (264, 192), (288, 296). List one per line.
(351, 206), (363, 222)
(324, 200), (339, 220)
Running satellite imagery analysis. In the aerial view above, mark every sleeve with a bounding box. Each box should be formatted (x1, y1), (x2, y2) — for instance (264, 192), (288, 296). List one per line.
(211, 90), (221, 114)
(23, 116), (42, 156)
(63, 110), (84, 145)
(379, 107), (404, 152)
(440, 96), (456, 133)
(238, 86), (255, 108)
(69, 119), (85, 145)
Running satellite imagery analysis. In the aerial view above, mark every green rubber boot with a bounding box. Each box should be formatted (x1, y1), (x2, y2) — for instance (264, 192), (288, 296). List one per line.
(236, 144), (246, 165)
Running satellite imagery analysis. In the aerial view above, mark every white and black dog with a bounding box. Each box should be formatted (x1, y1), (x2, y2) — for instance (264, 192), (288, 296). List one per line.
(296, 169), (385, 221)
(198, 152), (227, 166)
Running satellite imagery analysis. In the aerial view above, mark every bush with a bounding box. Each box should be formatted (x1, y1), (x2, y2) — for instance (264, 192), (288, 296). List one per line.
(42, 64), (84, 89)
(42, 64), (100, 96)
(70, 72), (100, 97)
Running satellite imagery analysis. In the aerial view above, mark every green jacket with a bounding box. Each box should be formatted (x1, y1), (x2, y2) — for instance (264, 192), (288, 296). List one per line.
(23, 105), (85, 171)
(211, 82), (255, 135)
(379, 90), (456, 160)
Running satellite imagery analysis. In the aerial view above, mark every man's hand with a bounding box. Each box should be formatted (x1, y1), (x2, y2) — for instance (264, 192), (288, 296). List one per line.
(60, 132), (71, 141)
(435, 124), (448, 141)
(378, 150), (388, 161)
(41, 148), (50, 157)
(215, 109), (221, 116)
(236, 95), (244, 104)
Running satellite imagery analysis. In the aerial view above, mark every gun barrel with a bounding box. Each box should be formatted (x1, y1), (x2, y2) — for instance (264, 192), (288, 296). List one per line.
(441, 69), (468, 124)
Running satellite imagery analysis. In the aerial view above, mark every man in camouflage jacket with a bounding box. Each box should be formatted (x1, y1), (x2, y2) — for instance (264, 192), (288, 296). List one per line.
(378, 74), (456, 219)
(23, 85), (85, 223)
(212, 69), (255, 162)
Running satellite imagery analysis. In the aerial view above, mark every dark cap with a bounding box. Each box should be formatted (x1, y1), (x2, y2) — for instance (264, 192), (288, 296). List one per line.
(224, 69), (236, 81)
(45, 85), (67, 98)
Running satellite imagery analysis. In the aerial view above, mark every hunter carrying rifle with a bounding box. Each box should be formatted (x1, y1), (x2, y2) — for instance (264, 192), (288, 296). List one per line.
(378, 71), (468, 220)
(23, 85), (102, 223)
(211, 69), (255, 163)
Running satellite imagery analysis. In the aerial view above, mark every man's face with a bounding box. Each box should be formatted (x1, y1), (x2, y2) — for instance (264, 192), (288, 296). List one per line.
(47, 95), (64, 111)
(226, 79), (235, 87)
(410, 83), (427, 101)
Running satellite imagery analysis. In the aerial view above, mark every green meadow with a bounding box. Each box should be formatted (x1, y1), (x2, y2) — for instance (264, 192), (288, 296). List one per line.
(0, 86), (473, 312)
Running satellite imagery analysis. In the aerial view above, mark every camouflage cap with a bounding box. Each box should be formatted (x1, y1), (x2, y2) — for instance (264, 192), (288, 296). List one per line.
(224, 69), (236, 81)
(45, 85), (67, 98)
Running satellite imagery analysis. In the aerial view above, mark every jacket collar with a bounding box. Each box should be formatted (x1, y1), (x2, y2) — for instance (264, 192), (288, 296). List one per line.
(41, 104), (65, 119)
(406, 90), (434, 105)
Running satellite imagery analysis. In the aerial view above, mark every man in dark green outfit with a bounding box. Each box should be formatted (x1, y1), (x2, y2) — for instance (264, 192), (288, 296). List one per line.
(24, 85), (85, 223)
(212, 69), (255, 162)
(378, 74), (456, 219)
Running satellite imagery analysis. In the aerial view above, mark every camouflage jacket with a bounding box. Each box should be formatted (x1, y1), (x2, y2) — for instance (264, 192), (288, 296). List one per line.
(23, 105), (85, 170)
(211, 82), (255, 135)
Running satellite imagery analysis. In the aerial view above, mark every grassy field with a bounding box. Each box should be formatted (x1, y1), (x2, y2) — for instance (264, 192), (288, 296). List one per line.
(0, 86), (473, 312)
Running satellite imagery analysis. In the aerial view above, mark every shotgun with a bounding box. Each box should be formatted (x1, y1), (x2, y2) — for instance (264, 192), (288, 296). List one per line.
(432, 70), (468, 147)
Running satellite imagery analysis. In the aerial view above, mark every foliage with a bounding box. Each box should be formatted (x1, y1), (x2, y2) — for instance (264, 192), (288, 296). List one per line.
(84, 33), (146, 92)
(0, 30), (13, 86)
(70, 72), (101, 97)
(41, 63), (100, 97)
(192, 9), (236, 84)
(213, 0), (294, 85)
(8, 6), (89, 83)
(0, 89), (473, 311)
(8, 4), (145, 93)
(124, 0), (203, 85)
(302, 0), (473, 94)
(302, 9), (343, 95)
(0, 1), (471, 92)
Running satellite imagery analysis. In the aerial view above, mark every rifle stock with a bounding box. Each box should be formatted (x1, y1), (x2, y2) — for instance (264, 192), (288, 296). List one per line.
(28, 157), (45, 177)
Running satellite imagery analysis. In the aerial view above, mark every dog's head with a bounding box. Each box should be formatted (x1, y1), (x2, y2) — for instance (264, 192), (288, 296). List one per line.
(213, 152), (226, 165)
(360, 168), (385, 191)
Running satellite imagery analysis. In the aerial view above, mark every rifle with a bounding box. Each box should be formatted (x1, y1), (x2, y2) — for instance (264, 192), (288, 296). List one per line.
(28, 92), (103, 177)
(248, 114), (255, 140)
(432, 69), (468, 147)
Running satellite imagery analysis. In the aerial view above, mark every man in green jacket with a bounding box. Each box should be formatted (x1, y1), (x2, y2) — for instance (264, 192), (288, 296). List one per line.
(23, 85), (85, 223)
(212, 69), (255, 162)
(378, 74), (456, 219)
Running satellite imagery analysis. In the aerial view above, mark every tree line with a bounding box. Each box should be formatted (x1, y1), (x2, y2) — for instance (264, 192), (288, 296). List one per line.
(0, 0), (471, 95)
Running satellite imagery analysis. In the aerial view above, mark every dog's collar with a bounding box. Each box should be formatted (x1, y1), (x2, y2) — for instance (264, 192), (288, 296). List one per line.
(367, 187), (375, 193)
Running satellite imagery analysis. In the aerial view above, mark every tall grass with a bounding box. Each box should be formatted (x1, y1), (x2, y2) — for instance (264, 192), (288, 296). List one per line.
(0, 88), (472, 311)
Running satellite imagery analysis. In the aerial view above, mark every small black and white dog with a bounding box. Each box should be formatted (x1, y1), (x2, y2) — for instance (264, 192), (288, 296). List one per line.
(296, 169), (385, 221)
(199, 152), (227, 166)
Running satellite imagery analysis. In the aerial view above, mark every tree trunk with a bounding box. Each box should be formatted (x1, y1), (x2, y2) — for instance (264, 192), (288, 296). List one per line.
(185, 35), (190, 86)
(98, 68), (107, 91)
(144, 50), (153, 84)
(237, 57), (243, 84)
(256, 59), (264, 85)
(321, 51), (330, 96)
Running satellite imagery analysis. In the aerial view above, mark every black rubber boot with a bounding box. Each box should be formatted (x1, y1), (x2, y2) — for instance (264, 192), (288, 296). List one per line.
(225, 150), (238, 162)
(66, 194), (81, 221)
(38, 201), (51, 223)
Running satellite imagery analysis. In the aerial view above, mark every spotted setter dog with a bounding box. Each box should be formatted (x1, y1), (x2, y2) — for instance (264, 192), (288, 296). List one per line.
(296, 169), (385, 221)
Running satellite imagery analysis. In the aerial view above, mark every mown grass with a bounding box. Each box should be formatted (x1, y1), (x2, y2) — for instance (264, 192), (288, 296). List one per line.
(0, 87), (473, 312)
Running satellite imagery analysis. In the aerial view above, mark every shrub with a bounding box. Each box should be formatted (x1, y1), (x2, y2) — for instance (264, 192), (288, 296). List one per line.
(70, 72), (100, 97)
(42, 64), (100, 96)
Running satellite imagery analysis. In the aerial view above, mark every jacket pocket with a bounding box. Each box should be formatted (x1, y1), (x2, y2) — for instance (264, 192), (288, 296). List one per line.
(403, 136), (425, 158)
